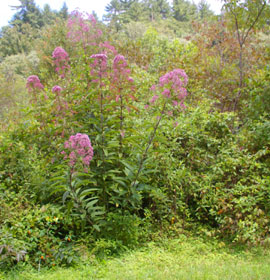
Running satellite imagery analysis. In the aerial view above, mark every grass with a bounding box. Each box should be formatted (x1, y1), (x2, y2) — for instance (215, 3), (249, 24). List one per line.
(2, 235), (270, 280)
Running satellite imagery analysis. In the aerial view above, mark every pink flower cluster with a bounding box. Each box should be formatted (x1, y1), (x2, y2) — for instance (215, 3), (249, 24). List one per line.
(26, 75), (47, 101)
(26, 75), (44, 91)
(52, 85), (62, 94)
(52, 47), (69, 60)
(100, 41), (118, 56)
(112, 55), (132, 80)
(62, 133), (94, 168)
(90, 54), (108, 79)
(113, 55), (128, 69)
(111, 55), (135, 110)
(112, 55), (134, 90)
(52, 47), (70, 78)
(67, 10), (102, 47)
(159, 69), (188, 88)
(149, 69), (188, 109)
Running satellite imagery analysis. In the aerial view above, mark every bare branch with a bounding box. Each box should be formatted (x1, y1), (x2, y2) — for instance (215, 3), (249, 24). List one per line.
(242, 0), (266, 45)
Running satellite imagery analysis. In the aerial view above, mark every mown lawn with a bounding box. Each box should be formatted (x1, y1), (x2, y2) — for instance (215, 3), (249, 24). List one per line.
(3, 235), (270, 280)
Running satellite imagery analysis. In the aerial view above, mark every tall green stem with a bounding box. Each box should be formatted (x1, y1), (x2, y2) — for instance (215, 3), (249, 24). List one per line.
(119, 93), (123, 153)
(68, 170), (93, 225)
(131, 100), (168, 189)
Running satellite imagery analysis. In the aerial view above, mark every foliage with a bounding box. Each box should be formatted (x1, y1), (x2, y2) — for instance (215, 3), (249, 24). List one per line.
(222, 0), (269, 111)
(0, 187), (78, 269)
(10, 0), (44, 29)
(1, 0), (270, 271)
(246, 65), (270, 118)
(5, 236), (270, 280)
(190, 19), (267, 111)
(0, 1), (70, 59)
(0, 24), (37, 58)
(148, 104), (270, 243)
(172, 0), (198, 22)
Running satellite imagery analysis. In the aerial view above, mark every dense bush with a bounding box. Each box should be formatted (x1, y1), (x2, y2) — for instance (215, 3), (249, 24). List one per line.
(0, 187), (77, 268)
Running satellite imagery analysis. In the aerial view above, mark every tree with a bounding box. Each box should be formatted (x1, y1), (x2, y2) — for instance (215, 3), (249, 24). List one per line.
(123, 1), (148, 22)
(143, 0), (171, 21)
(104, 0), (123, 29)
(59, 2), (68, 19)
(42, 4), (57, 25)
(172, 0), (198, 22)
(0, 24), (35, 57)
(119, 0), (136, 10)
(197, 0), (214, 20)
(223, 0), (269, 111)
(10, 0), (43, 29)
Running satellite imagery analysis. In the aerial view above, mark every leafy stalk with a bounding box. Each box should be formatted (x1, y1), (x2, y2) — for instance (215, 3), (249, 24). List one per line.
(131, 100), (168, 189)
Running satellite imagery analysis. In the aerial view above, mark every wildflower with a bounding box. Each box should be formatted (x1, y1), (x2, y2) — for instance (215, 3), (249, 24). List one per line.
(100, 41), (117, 55)
(26, 75), (44, 92)
(159, 69), (188, 103)
(112, 55), (133, 84)
(159, 69), (188, 88)
(148, 69), (188, 111)
(150, 85), (156, 91)
(161, 89), (171, 98)
(90, 54), (108, 78)
(179, 102), (187, 110)
(62, 133), (94, 169)
(144, 104), (149, 109)
(112, 55), (133, 87)
(110, 54), (134, 116)
(150, 95), (159, 104)
(113, 55), (128, 69)
(52, 47), (69, 60)
(52, 47), (70, 78)
(90, 54), (108, 61)
(67, 11), (102, 46)
(52, 85), (62, 94)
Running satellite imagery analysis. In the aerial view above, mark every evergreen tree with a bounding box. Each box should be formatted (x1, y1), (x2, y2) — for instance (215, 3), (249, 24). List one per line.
(104, 0), (146, 24)
(104, 0), (122, 21)
(42, 4), (57, 25)
(143, 0), (171, 21)
(0, 24), (35, 57)
(119, 0), (148, 23)
(58, 2), (69, 19)
(104, 0), (124, 30)
(197, 0), (214, 19)
(172, 0), (198, 22)
(126, 1), (148, 22)
(119, 0), (136, 10)
(10, 0), (43, 29)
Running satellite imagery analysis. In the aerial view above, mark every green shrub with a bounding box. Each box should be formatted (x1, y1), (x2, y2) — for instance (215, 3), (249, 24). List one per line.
(0, 187), (78, 269)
